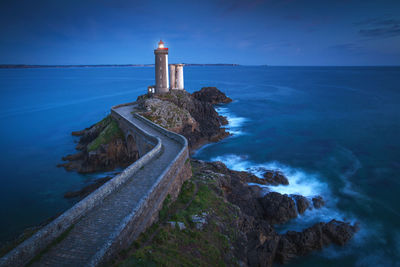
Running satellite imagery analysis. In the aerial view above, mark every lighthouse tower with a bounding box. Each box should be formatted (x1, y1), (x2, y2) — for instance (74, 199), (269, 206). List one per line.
(154, 40), (169, 94)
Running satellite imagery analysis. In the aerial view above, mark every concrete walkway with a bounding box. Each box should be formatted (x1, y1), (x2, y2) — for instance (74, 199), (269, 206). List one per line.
(31, 105), (183, 266)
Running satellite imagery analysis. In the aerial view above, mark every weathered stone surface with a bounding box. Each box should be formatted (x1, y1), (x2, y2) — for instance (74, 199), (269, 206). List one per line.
(312, 196), (325, 209)
(258, 192), (298, 224)
(137, 88), (230, 151)
(292, 195), (310, 214)
(139, 97), (199, 133)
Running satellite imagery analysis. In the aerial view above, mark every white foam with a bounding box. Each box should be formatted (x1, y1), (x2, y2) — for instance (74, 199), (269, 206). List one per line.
(215, 107), (247, 137)
(212, 154), (328, 198)
(210, 154), (361, 231)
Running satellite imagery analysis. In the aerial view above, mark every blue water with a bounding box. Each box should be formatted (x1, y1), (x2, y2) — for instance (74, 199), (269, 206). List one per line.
(0, 66), (399, 266)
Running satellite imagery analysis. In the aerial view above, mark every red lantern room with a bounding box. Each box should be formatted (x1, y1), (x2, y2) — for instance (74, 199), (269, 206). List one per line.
(158, 40), (168, 50)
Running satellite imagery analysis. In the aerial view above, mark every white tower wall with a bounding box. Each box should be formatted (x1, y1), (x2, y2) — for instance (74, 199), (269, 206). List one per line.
(176, 64), (184, 90)
(169, 64), (176, 89)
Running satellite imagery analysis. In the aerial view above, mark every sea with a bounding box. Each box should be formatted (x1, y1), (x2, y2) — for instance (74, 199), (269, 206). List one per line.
(0, 66), (399, 266)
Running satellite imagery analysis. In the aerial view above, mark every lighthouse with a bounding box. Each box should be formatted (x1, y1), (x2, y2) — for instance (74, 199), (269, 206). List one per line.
(154, 40), (169, 94)
(149, 40), (185, 95)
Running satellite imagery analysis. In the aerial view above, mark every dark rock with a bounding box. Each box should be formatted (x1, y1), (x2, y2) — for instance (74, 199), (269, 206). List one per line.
(258, 192), (298, 224)
(188, 160), (359, 267)
(59, 138), (138, 173)
(192, 87), (232, 104)
(275, 219), (359, 264)
(64, 176), (112, 199)
(292, 195), (310, 214)
(246, 220), (280, 267)
(219, 115), (229, 126)
(248, 185), (265, 198)
(312, 196), (325, 209)
(263, 170), (289, 185)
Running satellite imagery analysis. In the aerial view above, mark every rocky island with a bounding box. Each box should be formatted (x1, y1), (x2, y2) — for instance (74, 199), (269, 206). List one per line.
(58, 87), (358, 266)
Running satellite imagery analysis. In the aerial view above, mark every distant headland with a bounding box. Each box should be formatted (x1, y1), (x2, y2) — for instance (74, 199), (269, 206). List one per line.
(0, 63), (240, 69)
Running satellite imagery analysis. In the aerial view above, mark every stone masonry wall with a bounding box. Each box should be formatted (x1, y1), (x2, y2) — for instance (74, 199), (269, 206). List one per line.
(91, 109), (191, 265)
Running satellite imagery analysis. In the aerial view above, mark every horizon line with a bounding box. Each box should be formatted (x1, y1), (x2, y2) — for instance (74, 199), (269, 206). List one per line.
(0, 64), (399, 69)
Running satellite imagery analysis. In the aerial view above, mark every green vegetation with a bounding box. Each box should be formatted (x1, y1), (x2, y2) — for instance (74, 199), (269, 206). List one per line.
(113, 162), (240, 267)
(87, 118), (124, 152)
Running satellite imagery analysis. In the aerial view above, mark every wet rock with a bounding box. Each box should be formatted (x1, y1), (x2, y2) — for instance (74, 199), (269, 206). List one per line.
(187, 160), (359, 266)
(192, 87), (232, 104)
(312, 196), (325, 209)
(292, 195), (310, 214)
(275, 219), (359, 264)
(219, 115), (229, 126)
(258, 192), (297, 224)
(263, 170), (289, 185)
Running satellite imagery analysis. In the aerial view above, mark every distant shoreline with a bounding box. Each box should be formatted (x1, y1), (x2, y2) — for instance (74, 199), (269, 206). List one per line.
(0, 63), (240, 69)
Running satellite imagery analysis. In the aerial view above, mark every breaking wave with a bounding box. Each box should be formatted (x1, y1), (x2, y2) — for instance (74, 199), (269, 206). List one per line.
(215, 107), (247, 136)
(210, 154), (358, 230)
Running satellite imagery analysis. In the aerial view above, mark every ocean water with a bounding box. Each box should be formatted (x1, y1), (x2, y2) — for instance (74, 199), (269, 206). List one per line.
(0, 66), (399, 266)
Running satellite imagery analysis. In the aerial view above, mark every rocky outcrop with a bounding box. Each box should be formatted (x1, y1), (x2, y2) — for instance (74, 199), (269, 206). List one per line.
(275, 220), (359, 264)
(189, 160), (358, 267)
(137, 88), (231, 151)
(258, 192), (298, 224)
(60, 87), (231, 173)
(58, 116), (139, 173)
(192, 87), (232, 104)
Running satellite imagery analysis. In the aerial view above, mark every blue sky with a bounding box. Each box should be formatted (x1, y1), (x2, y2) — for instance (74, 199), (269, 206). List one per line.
(0, 0), (399, 65)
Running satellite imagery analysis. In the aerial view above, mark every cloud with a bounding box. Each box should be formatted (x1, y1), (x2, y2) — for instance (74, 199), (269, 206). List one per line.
(359, 26), (400, 38)
(356, 17), (400, 39)
(329, 43), (366, 55)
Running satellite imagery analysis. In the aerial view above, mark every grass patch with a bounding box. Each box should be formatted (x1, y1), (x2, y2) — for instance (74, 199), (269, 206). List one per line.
(87, 119), (124, 152)
(114, 165), (240, 267)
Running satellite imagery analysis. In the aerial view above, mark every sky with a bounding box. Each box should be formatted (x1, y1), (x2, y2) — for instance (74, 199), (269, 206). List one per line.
(0, 0), (399, 65)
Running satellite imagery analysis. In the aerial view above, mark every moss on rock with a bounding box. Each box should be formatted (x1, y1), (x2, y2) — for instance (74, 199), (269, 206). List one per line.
(87, 118), (124, 152)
